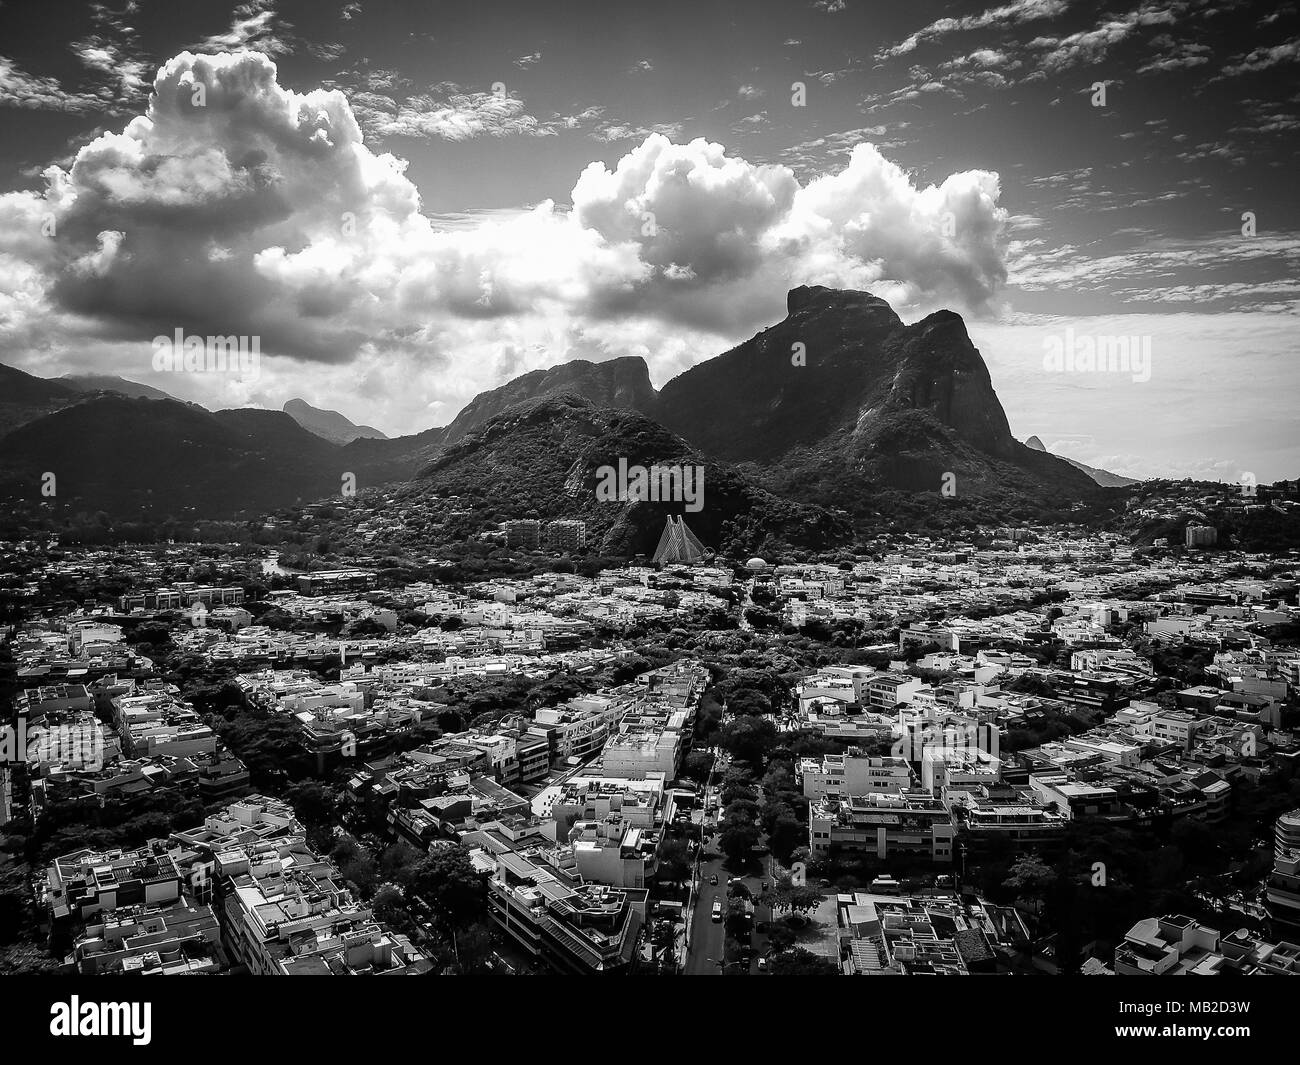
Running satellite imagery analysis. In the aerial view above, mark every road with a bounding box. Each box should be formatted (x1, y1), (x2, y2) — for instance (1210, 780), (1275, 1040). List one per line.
(685, 841), (728, 974)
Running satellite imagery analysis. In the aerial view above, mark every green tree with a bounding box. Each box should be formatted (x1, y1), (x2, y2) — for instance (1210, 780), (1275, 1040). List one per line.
(409, 845), (490, 931)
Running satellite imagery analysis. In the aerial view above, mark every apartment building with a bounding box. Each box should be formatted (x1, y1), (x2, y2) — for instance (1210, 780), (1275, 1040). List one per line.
(1111, 914), (1299, 975)
(467, 824), (648, 974)
(505, 520), (542, 550)
(809, 791), (956, 862)
(73, 897), (226, 975)
(839, 892), (1003, 975)
(600, 720), (682, 779)
(47, 842), (184, 922)
(546, 520), (586, 552)
(208, 818), (429, 975)
(799, 751), (913, 800)
(1151, 709), (1210, 751)
(921, 747), (1002, 794)
(1267, 807), (1300, 934)
(295, 570), (377, 597)
(118, 585), (245, 611)
(530, 695), (628, 765)
(948, 786), (1068, 848)
(866, 675), (927, 712)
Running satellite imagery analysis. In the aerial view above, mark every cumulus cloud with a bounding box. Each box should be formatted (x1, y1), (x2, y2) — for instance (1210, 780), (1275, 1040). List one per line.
(0, 49), (1010, 430)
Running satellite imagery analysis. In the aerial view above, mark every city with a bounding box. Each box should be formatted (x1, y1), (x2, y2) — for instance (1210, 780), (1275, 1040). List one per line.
(4, 484), (1300, 982)
(0, 0), (1296, 1047)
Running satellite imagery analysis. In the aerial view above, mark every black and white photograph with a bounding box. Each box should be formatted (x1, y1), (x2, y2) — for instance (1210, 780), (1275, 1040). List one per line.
(0, 0), (1297, 1035)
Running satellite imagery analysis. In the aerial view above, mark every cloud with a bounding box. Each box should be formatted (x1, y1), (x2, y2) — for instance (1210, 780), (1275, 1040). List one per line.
(1220, 36), (1300, 76)
(0, 56), (105, 113)
(0, 50), (1011, 430)
(351, 88), (554, 140)
(191, 0), (293, 57)
(880, 0), (1070, 58)
(1025, 1), (1185, 73)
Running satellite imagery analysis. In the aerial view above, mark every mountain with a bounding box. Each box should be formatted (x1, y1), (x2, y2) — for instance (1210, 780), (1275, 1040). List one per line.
(0, 288), (1110, 530)
(59, 374), (185, 404)
(409, 393), (849, 556)
(652, 286), (1097, 508)
(441, 356), (656, 445)
(0, 396), (345, 518)
(284, 398), (388, 445)
(0, 363), (79, 438)
(1025, 435), (1139, 488)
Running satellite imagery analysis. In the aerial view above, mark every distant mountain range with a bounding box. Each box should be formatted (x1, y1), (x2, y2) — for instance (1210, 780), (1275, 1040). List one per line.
(59, 374), (185, 404)
(0, 288), (1114, 527)
(1024, 435), (1139, 487)
(284, 398), (388, 445)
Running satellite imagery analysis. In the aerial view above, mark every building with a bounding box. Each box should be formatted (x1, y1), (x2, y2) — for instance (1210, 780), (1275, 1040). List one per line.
(505, 520), (542, 550)
(199, 798), (431, 975)
(546, 520), (586, 553)
(652, 515), (705, 565)
(295, 569), (377, 596)
(1185, 525), (1218, 548)
(46, 842), (184, 922)
(809, 791), (955, 863)
(468, 823), (648, 973)
(118, 586), (245, 612)
(530, 695), (628, 765)
(73, 898), (225, 975)
(1151, 708), (1210, 751)
(1267, 807), (1300, 934)
(600, 720), (683, 780)
(799, 752), (913, 800)
(839, 892), (1007, 975)
(1114, 914), (1300, 975)
(866, 675), (927, 712)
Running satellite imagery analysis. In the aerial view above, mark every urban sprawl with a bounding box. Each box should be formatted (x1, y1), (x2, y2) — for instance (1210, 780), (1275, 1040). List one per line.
(3, 493), (1300, 977)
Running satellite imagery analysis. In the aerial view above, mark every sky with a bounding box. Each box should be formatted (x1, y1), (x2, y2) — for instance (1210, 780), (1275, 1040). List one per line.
(0, 0), (1296, 481)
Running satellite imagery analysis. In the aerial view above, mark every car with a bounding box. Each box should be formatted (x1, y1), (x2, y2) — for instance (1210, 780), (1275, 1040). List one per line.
(709, 873), (719, 885)
(757, 957), (768, 972)
(711, 900), (723, 922)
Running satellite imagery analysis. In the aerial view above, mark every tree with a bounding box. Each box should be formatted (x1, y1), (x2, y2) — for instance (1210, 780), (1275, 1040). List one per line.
(763, 806), (805, 865)
(656, 839), (691, 886)
(680, 750), (714, 785)
(768, 948), (838, 975)
(766, 875), (823, 916)
(718, 716), (778, 765)
(409, 845), (490, 930)
(719, 817), (761, 863)
(1003, 854), (1057, 914)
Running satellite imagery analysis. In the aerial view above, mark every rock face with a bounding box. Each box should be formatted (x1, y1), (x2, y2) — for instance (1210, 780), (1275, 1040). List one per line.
(440, 356), (657, 444)
(654, 285), (1091, 496)
(284, 398), (387, 445)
